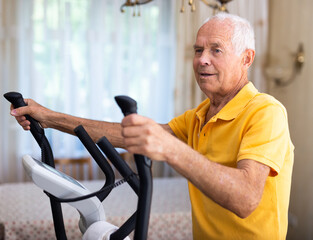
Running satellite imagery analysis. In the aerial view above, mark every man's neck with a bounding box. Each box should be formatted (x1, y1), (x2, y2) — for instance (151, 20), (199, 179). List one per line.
(205, 79), (249, 124)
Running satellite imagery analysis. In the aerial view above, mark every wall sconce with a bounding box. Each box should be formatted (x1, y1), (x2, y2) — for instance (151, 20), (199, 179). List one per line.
(266, 43), (305, 87)
(120, 0), (153, 16)
(180, 0), (233, 13)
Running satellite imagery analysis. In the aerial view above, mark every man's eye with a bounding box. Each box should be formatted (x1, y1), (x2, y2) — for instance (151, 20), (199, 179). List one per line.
(194, 48), (203, 53)
(213, 48), (222, 54)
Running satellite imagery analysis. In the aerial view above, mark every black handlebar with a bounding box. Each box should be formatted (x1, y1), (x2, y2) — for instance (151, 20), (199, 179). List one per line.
(4, 92), (153, 240)
(3, 92), (67, 240)
(74, 125), (115, 201)
(115, 95), (153, 240)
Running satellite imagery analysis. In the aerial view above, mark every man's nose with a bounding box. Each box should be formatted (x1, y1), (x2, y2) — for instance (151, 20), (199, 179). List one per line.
(198, 51), (211, 66)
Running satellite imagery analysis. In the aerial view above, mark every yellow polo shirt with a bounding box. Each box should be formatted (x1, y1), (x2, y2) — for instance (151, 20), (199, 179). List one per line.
(168, 82), (294, 240)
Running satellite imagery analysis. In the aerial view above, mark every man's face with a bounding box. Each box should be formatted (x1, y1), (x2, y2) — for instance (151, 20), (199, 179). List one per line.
(193, 19), (245, 98)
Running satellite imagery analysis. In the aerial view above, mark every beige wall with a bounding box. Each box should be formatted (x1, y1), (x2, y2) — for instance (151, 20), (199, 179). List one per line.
(267, 0), (313, 239)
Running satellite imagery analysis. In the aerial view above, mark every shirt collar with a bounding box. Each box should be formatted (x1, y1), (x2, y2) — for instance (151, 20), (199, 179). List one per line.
(216, 82), (259, 121)
(195, 82), (259, 122)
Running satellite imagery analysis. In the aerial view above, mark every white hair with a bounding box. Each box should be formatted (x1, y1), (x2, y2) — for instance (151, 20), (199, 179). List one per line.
(203, 13), (255, 56)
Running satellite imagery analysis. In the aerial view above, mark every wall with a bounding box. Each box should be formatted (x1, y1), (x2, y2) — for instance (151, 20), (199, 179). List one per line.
(267, 0), (313, 239)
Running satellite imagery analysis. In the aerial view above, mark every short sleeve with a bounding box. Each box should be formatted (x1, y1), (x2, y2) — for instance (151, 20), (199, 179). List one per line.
(237, 103), (292, 176)
(168, 110), (195, 143)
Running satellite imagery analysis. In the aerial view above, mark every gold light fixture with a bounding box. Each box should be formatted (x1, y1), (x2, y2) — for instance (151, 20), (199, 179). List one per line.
(120, 0), (233, 16)
(180, 0), (196, 12)
(120, 0), (153, 16)
(265, 43), (305, 87)
(180, 0), (233, 13)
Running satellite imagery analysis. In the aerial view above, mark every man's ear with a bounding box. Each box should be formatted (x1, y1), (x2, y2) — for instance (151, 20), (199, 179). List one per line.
(242, 49), (255, 69)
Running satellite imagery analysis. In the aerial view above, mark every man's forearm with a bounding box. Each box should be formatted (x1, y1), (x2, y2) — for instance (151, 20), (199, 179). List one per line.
(46, 111), (125, 147)
(11, 99), (124, 147)
(164, 139), (269, 218)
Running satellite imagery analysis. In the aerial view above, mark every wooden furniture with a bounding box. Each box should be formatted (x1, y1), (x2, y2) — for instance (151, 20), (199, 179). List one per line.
(54, 157), (93, 180)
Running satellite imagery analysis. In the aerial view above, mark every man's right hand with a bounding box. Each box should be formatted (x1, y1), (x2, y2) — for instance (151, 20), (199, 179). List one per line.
(10, 99), (51, 130)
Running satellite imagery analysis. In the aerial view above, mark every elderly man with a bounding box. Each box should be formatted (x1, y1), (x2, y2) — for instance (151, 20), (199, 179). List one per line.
(11, 13), (293, 239)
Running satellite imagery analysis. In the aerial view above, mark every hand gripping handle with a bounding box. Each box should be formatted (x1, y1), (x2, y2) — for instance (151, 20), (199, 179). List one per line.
(4, 92), (67, 240)
(3, 92), (44, 136)
(115, 95), (152, 169)
(115, 95), (152, 240)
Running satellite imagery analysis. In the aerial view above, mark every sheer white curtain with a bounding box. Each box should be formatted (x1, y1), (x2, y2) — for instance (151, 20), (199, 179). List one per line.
(0, 0), (21, 183)
(0, 0), (176, 182)
(174, 0), (269, 115)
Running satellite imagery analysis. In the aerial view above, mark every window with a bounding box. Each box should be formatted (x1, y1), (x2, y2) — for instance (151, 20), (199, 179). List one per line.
(17, 0), (176, 161)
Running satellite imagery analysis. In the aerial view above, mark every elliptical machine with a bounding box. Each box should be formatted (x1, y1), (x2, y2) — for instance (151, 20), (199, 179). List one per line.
(4, 92), (153, 240)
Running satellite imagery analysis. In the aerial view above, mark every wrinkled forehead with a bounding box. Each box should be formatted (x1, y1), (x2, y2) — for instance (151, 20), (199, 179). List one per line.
(196, 18), (234, 44)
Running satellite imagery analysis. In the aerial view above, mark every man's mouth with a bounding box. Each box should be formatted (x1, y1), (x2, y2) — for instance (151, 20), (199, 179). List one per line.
(199, 72), (217, 77)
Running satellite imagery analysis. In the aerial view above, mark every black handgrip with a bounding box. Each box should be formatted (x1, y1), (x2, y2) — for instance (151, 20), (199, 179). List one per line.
(114, 95), (152, 240)
(4, 92), (27, 107)
(3, 92), (44, 136)
(133, 154), (152, 239)
(97, 96), (141, 240)
(115, 95), (137, 116)
(4, 92), (67, 239)
(3, 92), (53, 166)
(97, 136), (140, 194)
(74, 125), (115, 201)
(115, 95), (151, 168)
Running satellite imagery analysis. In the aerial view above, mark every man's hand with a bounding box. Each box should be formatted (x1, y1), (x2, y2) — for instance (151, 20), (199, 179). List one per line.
(121, 114), (176, 161)
(10, 99), (51, 130)
(121, 114), (270, 218)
